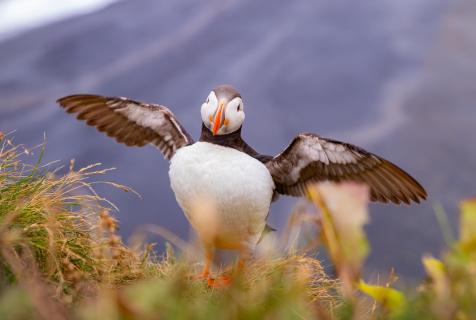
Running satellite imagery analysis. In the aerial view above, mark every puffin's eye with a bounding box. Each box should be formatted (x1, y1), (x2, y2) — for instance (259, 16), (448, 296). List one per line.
(206, 98), (210, 104)
(237, 104), (241, 111)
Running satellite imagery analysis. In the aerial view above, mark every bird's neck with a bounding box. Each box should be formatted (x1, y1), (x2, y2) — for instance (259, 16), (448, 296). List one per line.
(199, 124), (272, 164)
(199, 123), (244, 147)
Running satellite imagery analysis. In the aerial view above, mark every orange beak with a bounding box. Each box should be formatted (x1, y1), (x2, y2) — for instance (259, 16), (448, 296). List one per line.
(212, 101), (225, 135)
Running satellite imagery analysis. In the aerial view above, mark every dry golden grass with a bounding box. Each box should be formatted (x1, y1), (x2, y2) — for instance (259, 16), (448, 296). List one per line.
(2, 134), (476, 320)
(0, 135), (340, 319)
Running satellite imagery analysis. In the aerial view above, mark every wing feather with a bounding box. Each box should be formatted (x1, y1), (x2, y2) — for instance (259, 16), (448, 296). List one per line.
(57, 94), (193, 160)
(266, 133), (427, 204)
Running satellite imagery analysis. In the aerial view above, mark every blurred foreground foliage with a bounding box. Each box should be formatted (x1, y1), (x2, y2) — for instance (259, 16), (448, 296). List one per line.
(0, 135), (474, 319)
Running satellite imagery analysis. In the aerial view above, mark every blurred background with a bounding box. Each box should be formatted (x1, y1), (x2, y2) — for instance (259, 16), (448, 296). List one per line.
(0, 0), (474, 280)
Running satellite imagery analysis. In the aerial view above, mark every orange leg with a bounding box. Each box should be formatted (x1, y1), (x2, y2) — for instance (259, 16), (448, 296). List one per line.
(201, 248), (232, 288)
(208, 247), (250, 287)
(195, 248), (213, 280)
(195, 246), (253, 288)
(237, 243), (254, 272)
(208, 274), (232, 287)
(193, 247), (230, 287)
(238, 258), (246, 271)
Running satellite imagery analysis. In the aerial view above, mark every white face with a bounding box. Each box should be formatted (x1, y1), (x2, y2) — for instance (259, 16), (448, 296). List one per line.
(201, 91), (245, 135)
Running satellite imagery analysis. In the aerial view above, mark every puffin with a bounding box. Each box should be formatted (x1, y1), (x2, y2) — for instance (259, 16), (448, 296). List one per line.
(57, 84), (427, 284)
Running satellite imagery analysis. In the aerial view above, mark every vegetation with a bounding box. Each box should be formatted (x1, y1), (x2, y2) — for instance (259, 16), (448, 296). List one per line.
(0, 134), (474, 319)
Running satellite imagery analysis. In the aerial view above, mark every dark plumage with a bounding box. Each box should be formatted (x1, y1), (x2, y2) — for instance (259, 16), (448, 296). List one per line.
(199, 124), (272, 164)
(213, 84), (241, 101)
(57, 94), (192, 160)
(265, 133), (427, 204)
(57, 86), (427, 205)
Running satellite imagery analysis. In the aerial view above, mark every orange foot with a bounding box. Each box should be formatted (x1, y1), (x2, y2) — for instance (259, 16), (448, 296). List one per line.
(207, 274), (232, 288)
(192, 271), (209, 281)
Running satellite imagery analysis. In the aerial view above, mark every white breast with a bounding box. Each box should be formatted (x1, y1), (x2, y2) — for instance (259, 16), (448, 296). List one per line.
(169, 142), (275, 249)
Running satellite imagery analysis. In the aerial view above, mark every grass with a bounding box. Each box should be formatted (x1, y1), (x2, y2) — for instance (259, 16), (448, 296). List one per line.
(0, 135), (341, 319)
(0, 133), (475, 319)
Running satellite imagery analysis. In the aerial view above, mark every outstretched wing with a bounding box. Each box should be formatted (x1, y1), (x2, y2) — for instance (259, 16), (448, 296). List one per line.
(266, 133), (427, 204)
(57, 94), (193, 160)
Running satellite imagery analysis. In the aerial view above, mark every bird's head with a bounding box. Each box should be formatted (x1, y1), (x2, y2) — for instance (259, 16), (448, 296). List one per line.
(201, 84), (245, 135)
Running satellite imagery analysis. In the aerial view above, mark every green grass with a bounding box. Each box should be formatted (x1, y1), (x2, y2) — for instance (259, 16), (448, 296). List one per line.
(1, 134), (475, 319)
(0, 136), (340, 319)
